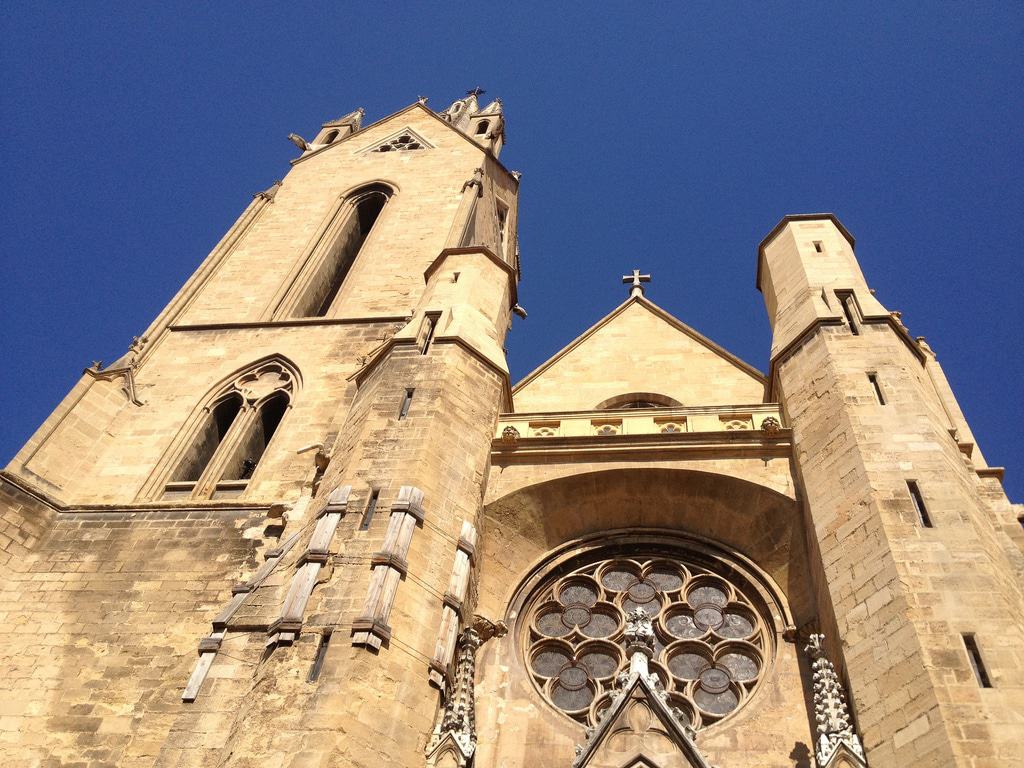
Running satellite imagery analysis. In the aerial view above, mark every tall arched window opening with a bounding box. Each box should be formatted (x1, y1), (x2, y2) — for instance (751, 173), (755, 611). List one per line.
(149, 359), (297, 501)
(294, 185), (391, 318)
(170, 394), (242, 483)
(222, 391), (289, 481)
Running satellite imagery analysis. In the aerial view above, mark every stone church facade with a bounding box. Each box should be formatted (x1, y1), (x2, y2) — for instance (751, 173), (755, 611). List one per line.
(1, 94), (1022, 768)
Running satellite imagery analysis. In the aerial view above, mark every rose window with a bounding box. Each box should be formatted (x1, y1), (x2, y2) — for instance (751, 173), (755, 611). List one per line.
(523, 551), (772, 730)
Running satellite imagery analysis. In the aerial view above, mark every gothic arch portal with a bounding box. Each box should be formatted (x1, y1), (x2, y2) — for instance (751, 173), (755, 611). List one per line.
(139, 354), (301, 501)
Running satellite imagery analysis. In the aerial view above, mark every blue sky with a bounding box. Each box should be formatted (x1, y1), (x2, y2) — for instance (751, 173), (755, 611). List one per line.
(2, 3), (1022, 499)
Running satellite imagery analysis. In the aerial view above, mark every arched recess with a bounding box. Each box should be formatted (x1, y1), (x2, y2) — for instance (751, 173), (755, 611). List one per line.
(140, 355), (300, 501)
(271, 182), (396, 319)
(477, 468), (812, 629)
(471, 469), (818, 765)
(594, 392), (683, 409)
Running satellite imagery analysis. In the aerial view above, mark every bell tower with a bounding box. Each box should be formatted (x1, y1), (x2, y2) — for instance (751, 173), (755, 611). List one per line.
(2, 93), (521, 766)
(758, 214), (1024, 767)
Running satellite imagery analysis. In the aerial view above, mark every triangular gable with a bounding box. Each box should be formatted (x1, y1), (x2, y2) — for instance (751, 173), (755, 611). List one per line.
(573, 672), (712, 768)
(290, 101), (517, 181)
(513, 296), (765, 413)
(357, 126), (434, 154)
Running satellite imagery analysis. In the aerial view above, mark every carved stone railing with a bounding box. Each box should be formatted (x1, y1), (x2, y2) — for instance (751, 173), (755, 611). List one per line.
(495, 404), (784, 444)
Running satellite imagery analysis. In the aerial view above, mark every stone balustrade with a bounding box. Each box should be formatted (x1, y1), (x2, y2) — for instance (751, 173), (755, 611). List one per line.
(494, 404), (784, 442)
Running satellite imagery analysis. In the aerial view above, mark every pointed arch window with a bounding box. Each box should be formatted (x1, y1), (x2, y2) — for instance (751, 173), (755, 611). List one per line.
(270, 185), (393, 319)
(294, 185), (393, 317)
(148, 360), (297, 501)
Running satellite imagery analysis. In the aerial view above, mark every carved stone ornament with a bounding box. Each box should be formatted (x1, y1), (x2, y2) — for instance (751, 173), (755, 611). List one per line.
(572, 608), (714, 768)
(501, 425), (520, 445)
(805, 634), (867, 768)
(235, 363), (294, 404)
(760, 416), (782, 435)
(425, 617), (507, 767)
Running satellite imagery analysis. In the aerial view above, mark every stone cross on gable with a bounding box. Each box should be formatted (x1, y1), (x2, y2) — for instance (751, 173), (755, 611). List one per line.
(622, 269), (651, 298)
(466, 86), (486, 98)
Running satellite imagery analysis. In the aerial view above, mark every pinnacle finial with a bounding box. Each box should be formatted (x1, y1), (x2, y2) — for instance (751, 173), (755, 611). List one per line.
(804, 633), (868, 767)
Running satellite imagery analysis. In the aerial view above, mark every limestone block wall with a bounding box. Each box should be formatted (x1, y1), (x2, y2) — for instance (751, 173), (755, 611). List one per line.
(0, 480), (56, 572)
(0, 499), (266, 768)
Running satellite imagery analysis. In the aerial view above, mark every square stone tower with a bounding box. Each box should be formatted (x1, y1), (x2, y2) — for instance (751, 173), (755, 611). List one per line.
(759, 214), (1024, 766)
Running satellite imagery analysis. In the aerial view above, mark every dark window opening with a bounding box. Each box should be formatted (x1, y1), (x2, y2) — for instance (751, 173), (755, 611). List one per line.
(222, 391), (288, 481)
(359, 489), (380, 531)
(813, 241), (824, 253)
(476, 120), (490, 135)
(837, 291), (860, 335)
(172, 394), (242, 482)
(962, 634), (992, 688)
(323, 130), (339, 144)
(307, 630), (332, 682)
(297, 187), (391, 318)
(398, 388), (414, 420)
(907, 481), (932, 528)
(420, 314), (439, 355)
(595, 393), (683, 410)
(868, 373), (886, 405)
(496, 204), (509, 257)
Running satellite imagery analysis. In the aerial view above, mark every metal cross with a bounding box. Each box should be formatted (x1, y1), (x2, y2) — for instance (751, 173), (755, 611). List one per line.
(622, 269), (651, 297)
(466, 86), (486, 98)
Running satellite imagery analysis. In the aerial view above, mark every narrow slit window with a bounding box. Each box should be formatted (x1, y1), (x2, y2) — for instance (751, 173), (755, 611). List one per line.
(419, 314), (439, 355)
(307, 630), (332, 682)
(868, 373), (886, 405)
(962, 634), (992, 688)
(398, 388), (414, 420)
(359, 489), (380, 531)
(837, 291), (860, 335)
(496, 204), (509, 258)
(813, 240), (824, 253)
(907, 481), (932, 527)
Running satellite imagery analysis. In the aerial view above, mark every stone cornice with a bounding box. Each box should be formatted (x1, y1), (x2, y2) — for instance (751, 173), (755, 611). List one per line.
(423, 245), (519, 304)
(491, 429), (792, 462)
(766, 313), (927, 400)
(168, 315), (410, 333)
(1, 472), (276, 516)
(350, 336), (513, 412)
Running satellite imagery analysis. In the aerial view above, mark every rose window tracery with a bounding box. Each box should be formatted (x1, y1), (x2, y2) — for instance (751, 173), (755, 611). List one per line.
(523, 550), (772, 730)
